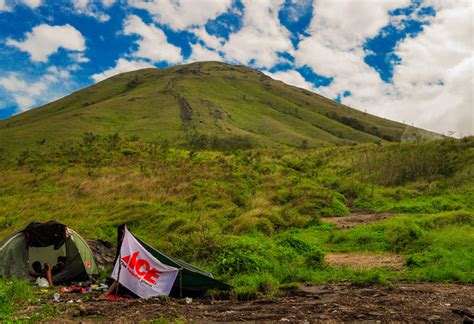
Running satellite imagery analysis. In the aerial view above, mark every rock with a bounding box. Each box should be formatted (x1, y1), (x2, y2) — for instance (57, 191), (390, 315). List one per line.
(72, 305), (88, 317)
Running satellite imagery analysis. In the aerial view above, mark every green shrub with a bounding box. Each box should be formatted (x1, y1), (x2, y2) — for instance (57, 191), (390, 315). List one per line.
(385, 219), (423, 252)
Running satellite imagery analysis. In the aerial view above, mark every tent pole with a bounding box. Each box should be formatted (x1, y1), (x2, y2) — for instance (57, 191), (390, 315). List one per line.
(179, 269), (183, 299)
(114, 251), (122, 296)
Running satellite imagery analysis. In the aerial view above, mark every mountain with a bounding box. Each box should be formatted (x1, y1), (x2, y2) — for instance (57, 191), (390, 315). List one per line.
(0, 61), (439, 152)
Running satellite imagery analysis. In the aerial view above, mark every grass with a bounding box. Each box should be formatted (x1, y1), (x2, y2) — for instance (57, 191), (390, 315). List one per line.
(0, 136), (472, 314)
(0, 279), (37, 320)
(0, 61), (440, 154)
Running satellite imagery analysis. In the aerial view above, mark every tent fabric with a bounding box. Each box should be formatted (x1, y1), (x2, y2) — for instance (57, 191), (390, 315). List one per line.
(0, 222), (99, 284)
(115, 225), (231, 297)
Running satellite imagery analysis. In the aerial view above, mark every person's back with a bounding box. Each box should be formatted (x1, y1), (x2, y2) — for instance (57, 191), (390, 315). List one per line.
(30, 261), (53, 286)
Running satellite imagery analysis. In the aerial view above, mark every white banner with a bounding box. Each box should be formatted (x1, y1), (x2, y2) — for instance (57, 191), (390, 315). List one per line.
(111, 227), (179, 298)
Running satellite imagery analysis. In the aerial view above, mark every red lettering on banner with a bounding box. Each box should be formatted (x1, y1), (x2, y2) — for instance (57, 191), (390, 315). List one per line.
(121, 251), (162, 284)
(144, 268), (160, 284)
(135, 259), (149, 276)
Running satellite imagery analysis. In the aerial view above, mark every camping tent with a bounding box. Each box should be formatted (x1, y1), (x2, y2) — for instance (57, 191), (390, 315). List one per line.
(114, 225), (231, 297)
(0, 221), (98, 284)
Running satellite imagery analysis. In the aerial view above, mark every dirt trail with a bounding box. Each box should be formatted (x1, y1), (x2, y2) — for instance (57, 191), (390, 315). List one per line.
(325, 253), (405, 270)
(21, 283), (473, 322)
(322, 211), (393, 229)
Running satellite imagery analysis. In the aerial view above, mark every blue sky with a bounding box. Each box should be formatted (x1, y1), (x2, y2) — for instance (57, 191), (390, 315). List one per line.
(0, 0), (472, 136)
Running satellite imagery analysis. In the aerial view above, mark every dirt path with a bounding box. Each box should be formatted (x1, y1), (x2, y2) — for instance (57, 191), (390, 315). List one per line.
(322, 211), (393, 229)
(23, 283), (473, 322)
(325, 253), (405, 269)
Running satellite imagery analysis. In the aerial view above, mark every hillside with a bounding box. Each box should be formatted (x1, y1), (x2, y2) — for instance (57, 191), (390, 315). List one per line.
(0, 136), (472, 302)
(0, 61), (439, 153)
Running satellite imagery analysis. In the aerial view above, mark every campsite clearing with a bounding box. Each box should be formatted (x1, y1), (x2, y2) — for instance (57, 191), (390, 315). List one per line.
(325, 253), (404, 270)
(321, 211), (394, 229)
(14, 283), (474, 322)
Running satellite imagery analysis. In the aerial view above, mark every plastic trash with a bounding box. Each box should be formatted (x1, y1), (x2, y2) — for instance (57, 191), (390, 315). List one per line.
(53, 293), (60, 302)
(98, 283), (109, 291)
(185, 297), (192, 304)
(35, 277), (49, 288)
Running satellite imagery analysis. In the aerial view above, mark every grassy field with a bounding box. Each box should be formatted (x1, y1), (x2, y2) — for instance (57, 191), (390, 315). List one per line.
(0, 62), (440, 154)
(0, 135), (472, 304)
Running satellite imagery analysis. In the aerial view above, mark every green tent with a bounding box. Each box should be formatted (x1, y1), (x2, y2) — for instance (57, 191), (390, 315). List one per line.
(0, 221), (98, 284)
(115, 225), (231, 297)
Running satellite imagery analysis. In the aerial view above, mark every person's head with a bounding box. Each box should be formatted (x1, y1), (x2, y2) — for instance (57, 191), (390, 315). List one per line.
(32, 261), (42, 273)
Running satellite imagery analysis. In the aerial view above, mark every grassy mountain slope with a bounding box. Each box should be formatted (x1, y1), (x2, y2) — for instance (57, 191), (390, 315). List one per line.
(0, 62), (438, 153)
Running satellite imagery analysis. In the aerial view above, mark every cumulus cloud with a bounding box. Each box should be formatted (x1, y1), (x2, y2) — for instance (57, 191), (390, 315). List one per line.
(128, 0), (233, 30)
(91, 58), (154, 82)
(71, 0), (110, 22)
(0, 0), (10, 11)
(68, 52), (90, 64)
(293, 0), (473, 136)
(186, 43), (223, 63)
(0, 67), (73, 112)
(22, 0), (42, 9)
(0, 0), (42, 12)
(222, 0), (293, 68)
(374, 0), (474, 136)
(6, 24), (86, 62)
(124, 15), (182, 64)
(264, 69), (315, 92)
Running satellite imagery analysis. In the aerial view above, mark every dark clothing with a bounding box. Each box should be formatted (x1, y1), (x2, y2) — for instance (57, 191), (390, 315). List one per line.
(24, 221), (66, 250)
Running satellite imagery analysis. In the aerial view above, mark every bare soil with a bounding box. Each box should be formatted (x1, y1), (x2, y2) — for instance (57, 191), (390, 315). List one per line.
(325, 253), (405, 270)
(20, 283), (473, 322)
(322, 212), (393, 229)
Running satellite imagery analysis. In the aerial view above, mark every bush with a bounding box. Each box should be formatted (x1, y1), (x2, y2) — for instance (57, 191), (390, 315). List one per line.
(385, 219), (423, 252)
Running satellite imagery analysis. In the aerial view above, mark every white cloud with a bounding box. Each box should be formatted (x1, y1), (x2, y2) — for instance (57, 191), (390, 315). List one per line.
(72, 0), (110, 22)
(191, 27), (225, 49)
(22, 0), (42, 9)
(124, 15), (182, 64)
(280, 0), (312, 23)
(0, 67), (73, 112)
(102, 0), (115, 8)
(0, 0), (10, 11)
(221, 0), (293, 68)
(128, 0), (233, 30)
(68, 52), (90, 63)
(91, 58), (154, 82)
(293, 0), (473, 136)
(6, 24), (86, 62)
(0, 0), (42, 12)
(186, 43), (223, 63)
(264, 70), (315, 92)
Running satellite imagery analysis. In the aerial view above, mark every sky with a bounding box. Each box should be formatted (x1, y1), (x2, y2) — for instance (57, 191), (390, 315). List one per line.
(0, 0), (472, 137)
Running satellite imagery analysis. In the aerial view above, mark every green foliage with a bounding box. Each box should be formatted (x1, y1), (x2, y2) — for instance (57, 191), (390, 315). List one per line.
(354, 138), (473, 186)
(0, 279), (36, 319)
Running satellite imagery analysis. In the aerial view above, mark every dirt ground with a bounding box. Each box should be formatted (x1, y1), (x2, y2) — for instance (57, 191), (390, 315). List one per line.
(16, 283), (474, 322)
(325, 253), (405, 270)
(322, 212), (393, 229)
